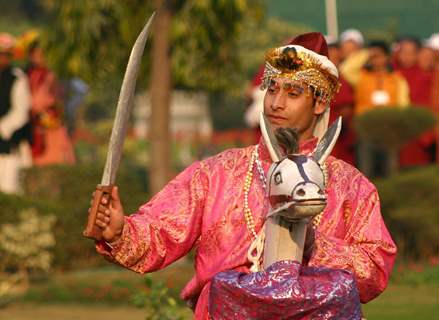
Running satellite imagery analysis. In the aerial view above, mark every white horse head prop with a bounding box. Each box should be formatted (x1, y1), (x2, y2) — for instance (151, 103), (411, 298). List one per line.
(260, 112), (341, 221)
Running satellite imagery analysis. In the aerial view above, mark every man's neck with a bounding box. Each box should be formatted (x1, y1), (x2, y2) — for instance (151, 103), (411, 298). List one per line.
(298, 118), (318, 143)
(298, 131), (314, 143)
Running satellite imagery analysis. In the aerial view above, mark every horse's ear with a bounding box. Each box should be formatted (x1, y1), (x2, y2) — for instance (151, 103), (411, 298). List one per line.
(313, 117), (342, 165)
(260, 112), (281, 162)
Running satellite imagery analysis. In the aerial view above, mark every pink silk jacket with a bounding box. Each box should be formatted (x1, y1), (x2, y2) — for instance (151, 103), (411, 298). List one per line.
(97, 138), (397, 319)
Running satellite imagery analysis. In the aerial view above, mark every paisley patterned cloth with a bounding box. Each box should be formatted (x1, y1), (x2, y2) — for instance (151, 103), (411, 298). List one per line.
(96, 137), (397, 319)
(209, 260), (362, 320)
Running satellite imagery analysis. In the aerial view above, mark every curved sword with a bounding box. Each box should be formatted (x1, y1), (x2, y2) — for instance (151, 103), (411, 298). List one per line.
(84, 13), (155, 239)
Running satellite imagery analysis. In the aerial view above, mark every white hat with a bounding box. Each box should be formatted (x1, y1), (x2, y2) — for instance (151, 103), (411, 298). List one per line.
(424, 33), (439, 50)
(340, 29), (364, 46)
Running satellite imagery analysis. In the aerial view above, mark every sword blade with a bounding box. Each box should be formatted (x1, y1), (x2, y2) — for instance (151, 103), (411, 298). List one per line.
(101, 12), (155, 185)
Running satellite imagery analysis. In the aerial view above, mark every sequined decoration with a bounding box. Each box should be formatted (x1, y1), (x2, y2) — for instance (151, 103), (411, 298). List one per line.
(261, 47), (341, 103)
(209, 260), (362, 320)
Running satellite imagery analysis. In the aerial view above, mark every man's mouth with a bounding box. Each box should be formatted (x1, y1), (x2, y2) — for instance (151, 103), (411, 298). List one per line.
(267, 114), (287, 124)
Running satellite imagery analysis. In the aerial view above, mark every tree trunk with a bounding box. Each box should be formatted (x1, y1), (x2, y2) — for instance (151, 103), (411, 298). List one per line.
(150, 0), (172, 194)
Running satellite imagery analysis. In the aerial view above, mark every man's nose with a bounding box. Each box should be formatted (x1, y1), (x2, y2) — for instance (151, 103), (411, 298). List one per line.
(271, 93), (286, 110)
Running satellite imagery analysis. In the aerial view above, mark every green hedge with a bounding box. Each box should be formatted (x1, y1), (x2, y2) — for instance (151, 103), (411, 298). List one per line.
(0, 162), (149, 270)
(355, 107), (436, 150)
(375, 166), (439, 259)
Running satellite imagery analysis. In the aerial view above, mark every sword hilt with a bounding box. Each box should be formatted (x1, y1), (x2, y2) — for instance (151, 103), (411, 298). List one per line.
(83, 184), (114, 240)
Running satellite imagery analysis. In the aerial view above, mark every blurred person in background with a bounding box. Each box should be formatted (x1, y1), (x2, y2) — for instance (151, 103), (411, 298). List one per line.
(0, 33), (32, 193)
(393, 36), (436, 167)
(355, 40), (410, 177)
(327, 37), (356, 165)
(339, 29), (364, 60)
(63, 77), (89, 136)
(244, 64), (265, 143)
(418, 45), (436, 72)
(393, 37), (432, 107)
(427, 33), (439, 163)
(338, 29), (370, 86)
(26, 40), (76, 165)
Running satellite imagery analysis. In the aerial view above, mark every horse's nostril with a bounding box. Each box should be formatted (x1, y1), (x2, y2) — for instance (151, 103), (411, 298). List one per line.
(296, 188), (306, 196)
(318, 189), (324, 195)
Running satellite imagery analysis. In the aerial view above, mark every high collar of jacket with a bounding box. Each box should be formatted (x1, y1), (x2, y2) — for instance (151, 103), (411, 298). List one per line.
(257, 135), (318, 162)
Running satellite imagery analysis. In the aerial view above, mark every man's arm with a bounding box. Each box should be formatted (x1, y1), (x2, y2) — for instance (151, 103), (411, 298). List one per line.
(95, 160), (208, 273)
(309, 174), (397, 303)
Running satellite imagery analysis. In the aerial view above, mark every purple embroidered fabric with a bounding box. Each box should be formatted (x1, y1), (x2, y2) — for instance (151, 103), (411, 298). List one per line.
(208, 260), (362, 320)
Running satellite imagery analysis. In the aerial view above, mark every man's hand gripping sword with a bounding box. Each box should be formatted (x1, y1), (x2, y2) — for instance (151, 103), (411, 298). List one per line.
(83, 13), (155, 241)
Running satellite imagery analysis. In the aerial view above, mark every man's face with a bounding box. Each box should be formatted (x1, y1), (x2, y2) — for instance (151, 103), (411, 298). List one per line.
(368, 47), (389, 71)
(418, 47), (436, 71)
(340, 40), (361, 59)
(397, 41), (418, 68)
(0, 52), (11, 69)
(263, 78), (326, 140)
(29, 47), (45, 67)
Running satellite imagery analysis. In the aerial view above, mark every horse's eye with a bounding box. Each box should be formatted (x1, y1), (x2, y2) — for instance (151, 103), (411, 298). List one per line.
(274, 172), (283, 185)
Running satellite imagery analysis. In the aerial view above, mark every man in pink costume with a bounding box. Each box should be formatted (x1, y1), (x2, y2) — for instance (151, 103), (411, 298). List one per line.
(91, 33), (396, 319)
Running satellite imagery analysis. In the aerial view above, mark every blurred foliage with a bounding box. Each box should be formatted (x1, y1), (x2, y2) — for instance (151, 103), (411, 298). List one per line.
(375, 166), (439, 260)
(209, 92), (247, 130)
(0, 207), (56, 307)
(40, 0), (142, 84)
(0, 161), (149, 269)
(40, 0), (264, 91)
(7, 1), (313, 129)
(170, 0), (264, 91)
(0, 209), (56, 273)
(132, 275), (184, 320)
(355, 107), (437, 150)
(237, 16), (310, 82)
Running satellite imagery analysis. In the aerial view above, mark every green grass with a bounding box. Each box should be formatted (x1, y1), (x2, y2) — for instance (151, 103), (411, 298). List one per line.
(363, 284), (439, 320)
(22, 260), (194, 305)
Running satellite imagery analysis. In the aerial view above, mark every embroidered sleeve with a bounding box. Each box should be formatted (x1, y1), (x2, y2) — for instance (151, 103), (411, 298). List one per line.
(309, 175), (397, 303)
(96, 161), (208, 273)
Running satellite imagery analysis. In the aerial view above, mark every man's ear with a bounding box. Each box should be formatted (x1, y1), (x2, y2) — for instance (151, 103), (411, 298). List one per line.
(314, 100), (327, 116)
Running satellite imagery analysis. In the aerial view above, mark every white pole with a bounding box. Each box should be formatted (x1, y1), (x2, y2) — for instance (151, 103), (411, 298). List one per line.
(325, 0), (339, 40)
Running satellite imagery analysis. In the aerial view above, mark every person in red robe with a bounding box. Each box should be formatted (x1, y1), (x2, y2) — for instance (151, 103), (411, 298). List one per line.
(26, 41), (76, 165)
(393, 37), (435, 167)
(328, 40), (356, 165)
(422, 34), (439, 163)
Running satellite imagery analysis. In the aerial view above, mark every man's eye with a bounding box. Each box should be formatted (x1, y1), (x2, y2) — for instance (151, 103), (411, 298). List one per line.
(288, 91), (299, 97)
(268, 87), (277, 93)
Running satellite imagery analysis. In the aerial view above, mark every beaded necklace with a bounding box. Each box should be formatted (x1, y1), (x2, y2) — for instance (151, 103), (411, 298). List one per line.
(243, 145), (328, 240)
